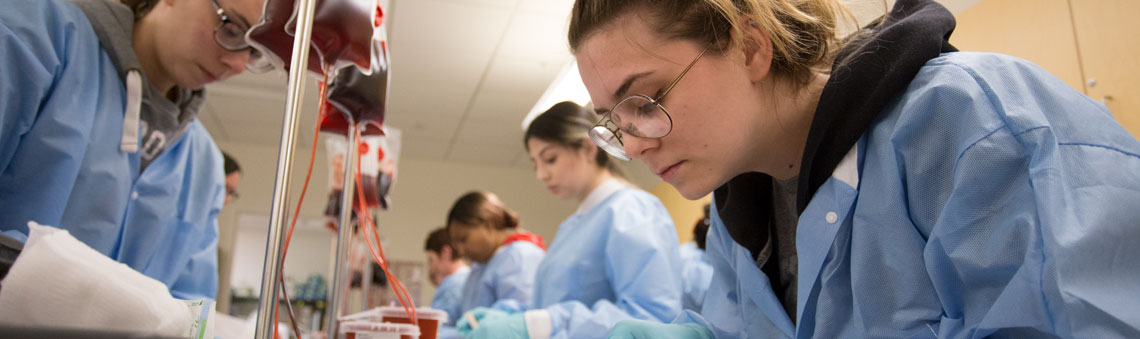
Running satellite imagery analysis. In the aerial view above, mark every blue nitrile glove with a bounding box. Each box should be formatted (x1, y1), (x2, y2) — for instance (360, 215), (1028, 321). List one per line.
(456, 307), (510, 336)
(607, 319), (714, 339)
(465, 312), (528, 339)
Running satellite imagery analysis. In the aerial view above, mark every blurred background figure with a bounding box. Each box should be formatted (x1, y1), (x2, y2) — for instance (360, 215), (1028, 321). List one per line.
(678, 204), (713, 313)
(457, 101), (683, 339)
(424, 226), (470, 324)
(447, 191), (546, 325)
(223, 151), (243, 207)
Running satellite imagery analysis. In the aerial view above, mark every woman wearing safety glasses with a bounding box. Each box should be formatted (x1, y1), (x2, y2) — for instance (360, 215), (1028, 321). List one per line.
(0, 0), (266, 301)
(571, 0), (1140, 338)
(456, 101), (684, 338)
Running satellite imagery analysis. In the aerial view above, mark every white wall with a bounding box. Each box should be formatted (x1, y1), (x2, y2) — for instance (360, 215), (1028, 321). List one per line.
(230, 214), (334, 295)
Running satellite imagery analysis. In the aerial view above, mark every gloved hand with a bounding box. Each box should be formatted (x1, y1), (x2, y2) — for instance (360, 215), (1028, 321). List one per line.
(607, 319), (714, 339)
(465, 312), (528, 339)
(456, 307), (510, 336)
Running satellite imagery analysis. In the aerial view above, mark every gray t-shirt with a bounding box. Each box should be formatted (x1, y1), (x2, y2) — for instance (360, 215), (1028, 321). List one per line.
(755, 176), (800, 322)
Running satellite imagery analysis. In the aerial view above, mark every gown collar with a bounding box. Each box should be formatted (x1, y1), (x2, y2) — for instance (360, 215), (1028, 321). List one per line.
(575, 178), (624, 216)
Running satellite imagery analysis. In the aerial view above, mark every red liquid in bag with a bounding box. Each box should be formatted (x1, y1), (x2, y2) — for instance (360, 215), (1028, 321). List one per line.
(321, 174), (379, 219)
(319, 101), (384, 136)
(286, 0), (379, 73)
(321, 39), (389, 134)
(247, 0), (324, 73)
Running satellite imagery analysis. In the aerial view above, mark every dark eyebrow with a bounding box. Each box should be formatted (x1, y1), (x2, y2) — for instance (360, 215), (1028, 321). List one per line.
(538, 146), (554, 159)
(595, 71), (652, 115)
(612, 71), (652, 104)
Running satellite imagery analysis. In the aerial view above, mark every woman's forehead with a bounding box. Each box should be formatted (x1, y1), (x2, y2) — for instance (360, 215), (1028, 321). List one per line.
(577, 19), (658, 75)
(528, 138), (567, 154)
(575, 19), (701, 107)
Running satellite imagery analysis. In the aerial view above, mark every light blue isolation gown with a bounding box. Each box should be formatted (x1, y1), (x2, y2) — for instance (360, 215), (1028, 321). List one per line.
(455, 240), (545, 322)
(433, 266), (471, 325)
(678, 242), (713, 313)
(679, 52), (1140, 338)
(522, 179), (683, 338)
(0, 0), (225, 300)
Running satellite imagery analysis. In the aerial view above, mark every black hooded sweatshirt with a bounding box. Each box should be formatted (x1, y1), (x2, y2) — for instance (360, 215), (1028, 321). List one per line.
(712, 0), (958, 320)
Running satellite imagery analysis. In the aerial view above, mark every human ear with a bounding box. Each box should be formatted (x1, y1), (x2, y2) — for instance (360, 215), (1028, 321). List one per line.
(738, 17), (773, 83)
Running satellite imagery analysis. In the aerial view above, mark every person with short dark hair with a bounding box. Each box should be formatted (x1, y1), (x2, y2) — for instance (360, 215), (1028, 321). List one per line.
(222, 152), (242, 206)
(424, 227), (470, 324)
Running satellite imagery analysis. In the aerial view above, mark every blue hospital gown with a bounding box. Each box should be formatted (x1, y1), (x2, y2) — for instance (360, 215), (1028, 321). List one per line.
(0, 0), (225, 300)
(682, 52), (1140, 338)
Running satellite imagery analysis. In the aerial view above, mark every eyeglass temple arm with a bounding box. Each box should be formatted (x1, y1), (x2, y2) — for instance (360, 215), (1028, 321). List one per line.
(657, 49), (707, 99)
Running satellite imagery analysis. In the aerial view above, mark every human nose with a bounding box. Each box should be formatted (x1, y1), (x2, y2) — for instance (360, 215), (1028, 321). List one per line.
(534, 164), (550, 182)
(220, 49), (252, 77)
(621, 133), (658, 159)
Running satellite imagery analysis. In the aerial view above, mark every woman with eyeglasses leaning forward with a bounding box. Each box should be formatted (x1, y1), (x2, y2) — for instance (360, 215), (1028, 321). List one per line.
(0, 0), (267, 301)
(570, 0), (1140, 338)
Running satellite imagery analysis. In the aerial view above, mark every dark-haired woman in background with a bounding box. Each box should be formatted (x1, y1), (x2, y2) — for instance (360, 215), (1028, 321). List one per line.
(447, 191), (546, 325)
(458, 102), (683, 339)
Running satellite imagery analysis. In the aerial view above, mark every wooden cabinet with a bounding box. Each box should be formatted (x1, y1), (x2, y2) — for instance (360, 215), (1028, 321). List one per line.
(1070, 0), (1140, 137)
(949, 0), (1140, 138)
(950, 0), (1085, 92)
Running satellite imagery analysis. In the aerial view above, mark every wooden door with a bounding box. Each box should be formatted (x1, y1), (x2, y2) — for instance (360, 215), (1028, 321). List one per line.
(1070, 0), (1140, 138)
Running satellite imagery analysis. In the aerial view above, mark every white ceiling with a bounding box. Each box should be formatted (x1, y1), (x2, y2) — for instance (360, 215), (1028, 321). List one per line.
(202, 0), (577, 169)
(199, 0), (978, 169)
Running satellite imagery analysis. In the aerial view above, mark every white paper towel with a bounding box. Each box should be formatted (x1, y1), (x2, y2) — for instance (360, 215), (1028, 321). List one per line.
(0, 222), (194, 336)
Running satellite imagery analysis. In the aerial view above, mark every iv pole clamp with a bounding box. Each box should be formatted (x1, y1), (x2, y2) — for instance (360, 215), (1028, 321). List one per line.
(252, 0), (317, 336)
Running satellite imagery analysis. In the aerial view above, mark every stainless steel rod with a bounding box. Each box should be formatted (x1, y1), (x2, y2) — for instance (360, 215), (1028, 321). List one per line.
(252, 0), (319, 335)
(327, 128), (359, 339)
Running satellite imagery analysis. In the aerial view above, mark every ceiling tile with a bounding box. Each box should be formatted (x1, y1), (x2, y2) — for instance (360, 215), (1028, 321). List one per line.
(189, 0), (632, 171)
(399, 136), (452, 160)
(385, 111), (463, 139)
(446, 141), (518, 165)
(390, 47), (488, 91)
(479, 55), (564, 94)
(466, 55), (565, 122)
(434, 0), (517, 11)
(390, 0), (512, 51)
(516, 0), (574, 18)
(388, 47), (487, 120)
(453, 118), (526, 148)
(496, 9), (574, 59)
(464, 90), (535, 124)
